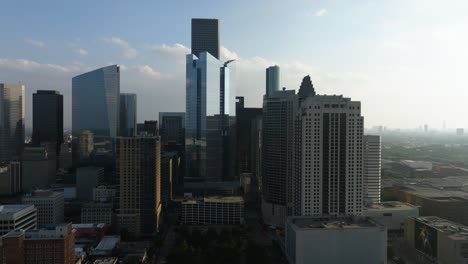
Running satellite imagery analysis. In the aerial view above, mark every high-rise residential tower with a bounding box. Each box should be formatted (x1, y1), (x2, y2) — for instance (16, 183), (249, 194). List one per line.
(116, 136), (161, 237)
(185, 51), (235, 183)
(0, 83), (25, 163)
(266, 66), (280, 97)
(159, 112), (185, 146)
(292, 78), (364, 217)
(364, 135), (381, 204)
(191, 18), (220, 59)
(261, 88), (296, 226)
(72, 65), (120, 139)
(119, 93), (137, 137)
(32, 90), (63, 155)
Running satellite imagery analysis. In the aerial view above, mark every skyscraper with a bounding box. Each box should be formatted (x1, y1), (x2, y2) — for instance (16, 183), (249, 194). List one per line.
(364, 135), (381, 204)
(266, 66), (280, 97)
(0, 83), (25, 163)
(293, 90), (364, 217)
(32, 90), (63, 155)
(72, 65), (120, 139)
(185, 52), (235, 183)
(116, 136), (161, 237)
(261, 89), (296, 226)
(191, 18), (220, 59)
(159, 112), (185, 146)
(119, 93), (137, 137)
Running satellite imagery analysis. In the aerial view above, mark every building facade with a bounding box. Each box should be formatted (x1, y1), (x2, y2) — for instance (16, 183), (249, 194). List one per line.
(265, 66), (280, 97)
(364, 201), (419, 232)
(0, 205), (37, 236)
(72, 65), (120, 139)
(191, 18), (219, 59)
(32, 90), (63, 155)
(116, 136), (161, 237)
(81, 202), (113, 226)
(0, 83), (25, 163)
(180, 196), (244, 225)
(0, 161), (21, 196)
(119, 93), (137, 137)
(22, 190), (64, 228)
(76, 166), (104, 201)
(364, 135), (381, 204)
(159, 112), (185, 147)
(21, 145), (56, 192)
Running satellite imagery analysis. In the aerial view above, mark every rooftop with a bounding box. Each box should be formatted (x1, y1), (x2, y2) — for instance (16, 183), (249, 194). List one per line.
(93, 257), (118, 264)
(180, 196), (244, 204)
(415, 216), (468, 241)
(94, 235), (120, 252)
(397, 184), (468, 201)
(365, 201), (419, 211)
(72, 223), (106, 229)
(0, 204), (35, 216)
(288, 216), (383, 230)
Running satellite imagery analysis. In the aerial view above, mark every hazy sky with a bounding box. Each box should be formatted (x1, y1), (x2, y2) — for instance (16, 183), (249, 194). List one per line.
(1, 0), (468, 130)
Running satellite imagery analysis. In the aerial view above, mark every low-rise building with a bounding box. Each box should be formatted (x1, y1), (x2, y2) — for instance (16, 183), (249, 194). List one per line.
(404, 216), (468, 264)
(81, 202), (113, 226)
(0, 223), (75, 264)
(90, 235), (120, 257)
(285, 216), (387, 264)
(180, 196), (244, 225)
(22, 189), (64, 227)
(0, 205), (37, 236)
(364, 201), (419, 232)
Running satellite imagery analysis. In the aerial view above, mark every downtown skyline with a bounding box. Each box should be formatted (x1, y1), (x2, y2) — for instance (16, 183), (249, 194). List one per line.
(1, 0), (468, 130)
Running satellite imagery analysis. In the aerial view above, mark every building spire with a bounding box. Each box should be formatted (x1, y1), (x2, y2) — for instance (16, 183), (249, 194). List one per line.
(298, 75), (316, 98)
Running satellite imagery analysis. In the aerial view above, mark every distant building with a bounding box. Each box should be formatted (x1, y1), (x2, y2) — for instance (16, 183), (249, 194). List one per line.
(180, 196), (244, 225)
(159, 112), (185, 147)
(76, 166), (104, 201)
(161, 152), (175, 209)
(0, 205), (37, 236)
(136, 120), (158, 136)
(119, 93), (137, 137)
(93, 185), (117, 203)
(0, 83), (25, 163)
(77, 130), (94, 160)
(81, 202), (113, 226)
(364, 201), (419, 232)
(58, 143), (72, 170)
(191, 18), (219, 59)
(116, 137), (161, 237)
(0, 223), (75, 264)
(21, 145), (56, 192)
(22, 190), (64, 227)
(0, 161), (21, 196)
(285, 216), (387, 264)
(265, 66), (280, 97)
(72, 65), (120, 139)
(90, 235), (120, 257)
(404, 216), (468, 263)
(364, 135), (382, 204)
(32, 90), (63, 156)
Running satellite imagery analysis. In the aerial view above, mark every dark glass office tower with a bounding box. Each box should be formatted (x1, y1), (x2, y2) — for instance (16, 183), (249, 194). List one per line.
(192, 18), (220, 59)
(159, 112), (185, 146)
(266, 66), (280, 97)
(119, 93), (137, 137)
(0, 83), (25, 163)
(32, 90), (63, 154)
(72, 65), (120, 139)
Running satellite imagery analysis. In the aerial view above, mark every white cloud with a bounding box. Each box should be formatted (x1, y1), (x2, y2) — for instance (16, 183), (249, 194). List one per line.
(314, 8), (327, 17)
(26, 39), (46, 47)
(75, 48), (88, 56)
(0, 58), (85, 73)
(104, 37), (138, 59)
(150, 43), (190, 64)
(120, 64), (163, 79)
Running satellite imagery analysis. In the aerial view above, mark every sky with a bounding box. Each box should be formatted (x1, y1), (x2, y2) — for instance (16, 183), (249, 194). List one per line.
(1, 0), (468, 130)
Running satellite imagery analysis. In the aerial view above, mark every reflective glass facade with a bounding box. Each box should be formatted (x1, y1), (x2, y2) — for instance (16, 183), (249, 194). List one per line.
(72, 65), (120, 139)
(119, 93), (137, 137)
(185, 52), (236, 182)
(266, 66), (280, 97)
(0, 83), (25, 163)
(32, 90), (63, 154)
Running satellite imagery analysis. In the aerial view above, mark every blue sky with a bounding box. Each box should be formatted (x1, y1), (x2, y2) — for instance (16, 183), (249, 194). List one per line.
(1, 0), (468, 130)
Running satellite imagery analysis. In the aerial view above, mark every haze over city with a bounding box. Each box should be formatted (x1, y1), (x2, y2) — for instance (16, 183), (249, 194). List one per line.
(2, 0), (468, 130)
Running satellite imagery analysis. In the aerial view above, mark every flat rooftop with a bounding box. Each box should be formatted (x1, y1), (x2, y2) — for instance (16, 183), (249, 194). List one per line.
(397, 184), (468, 201)
(0, 204), (34, 215)
(94, 235), (120, 251)
(179, 196), (244, 204)
(365, 201), (419, 211)
(288, 216), (382, 230)
(415, 216), (468, 241)
(72, 223), (106, 229)
(93, 258), (117, 264)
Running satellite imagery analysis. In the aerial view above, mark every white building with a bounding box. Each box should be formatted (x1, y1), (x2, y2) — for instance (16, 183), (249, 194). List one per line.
(285, 216), (387, 264)
(22, 190), (64, 227)
(364, 201), (419, 232)
(180, 196), (244, 225)
(293, 93), (364, 217)
(0, 205), (37, 235)
(364, 135), (382, 204)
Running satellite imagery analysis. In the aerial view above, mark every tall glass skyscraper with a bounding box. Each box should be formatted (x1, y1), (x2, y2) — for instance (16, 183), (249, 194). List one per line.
(72, 65), (120, 139)
(266, 66), (280, 97)
(0, 83), (25, 163)
(119, 93), (137, 137)
(185, 52), (235, 182)
(191, 18), (220, 59)
(32, 90), (63, 155)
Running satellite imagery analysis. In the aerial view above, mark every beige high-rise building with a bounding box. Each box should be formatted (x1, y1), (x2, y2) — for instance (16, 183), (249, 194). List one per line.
(78, 130), (94, 159)
(116, 136), (161, 237)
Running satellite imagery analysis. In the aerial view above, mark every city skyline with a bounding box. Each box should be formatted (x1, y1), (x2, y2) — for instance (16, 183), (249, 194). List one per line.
(2, 1), (468, 130)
